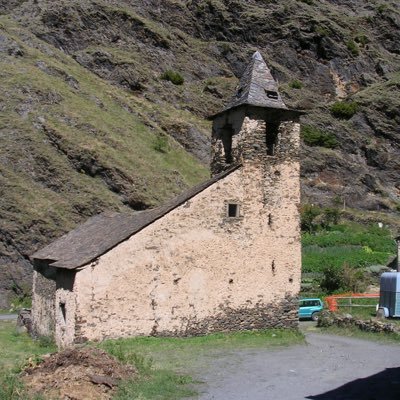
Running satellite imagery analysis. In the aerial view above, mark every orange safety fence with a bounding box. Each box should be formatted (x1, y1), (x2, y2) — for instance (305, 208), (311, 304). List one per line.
(325, 293), (379, 312)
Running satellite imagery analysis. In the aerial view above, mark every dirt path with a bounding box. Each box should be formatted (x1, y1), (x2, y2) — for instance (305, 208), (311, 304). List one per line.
(193, 332), (400, 399)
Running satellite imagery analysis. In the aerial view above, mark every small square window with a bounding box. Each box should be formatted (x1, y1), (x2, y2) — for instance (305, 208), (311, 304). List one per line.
(228, 203), (240, 218)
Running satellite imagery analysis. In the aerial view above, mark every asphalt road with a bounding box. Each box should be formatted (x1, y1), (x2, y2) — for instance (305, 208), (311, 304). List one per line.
(194, 332), (400, 400)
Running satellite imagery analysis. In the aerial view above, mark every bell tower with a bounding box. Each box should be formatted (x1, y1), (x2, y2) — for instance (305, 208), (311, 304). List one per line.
(210, 51), (303, 176)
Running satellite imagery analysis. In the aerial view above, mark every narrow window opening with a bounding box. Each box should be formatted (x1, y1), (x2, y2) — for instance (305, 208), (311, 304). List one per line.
(268, 213), (272, 226)
(266, 123), (279, 156)
(228, 203), (240, 218)
(59, 302), (66, 323)
(266, 90), (279, 100)
(221, 125), (233, 163)
(271, 260), (276, 274)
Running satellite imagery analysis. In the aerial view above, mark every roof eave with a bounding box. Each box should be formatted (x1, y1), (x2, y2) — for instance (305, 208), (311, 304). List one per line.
(208, 103), (306, 120)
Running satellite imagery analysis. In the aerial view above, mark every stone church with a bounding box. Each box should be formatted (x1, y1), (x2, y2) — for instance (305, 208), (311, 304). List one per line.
(31, 52), (303, 348)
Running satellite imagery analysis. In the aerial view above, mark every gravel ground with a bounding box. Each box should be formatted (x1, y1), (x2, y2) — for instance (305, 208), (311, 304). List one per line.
(194, 331), (400, 400)
(0, 314), (17, 320)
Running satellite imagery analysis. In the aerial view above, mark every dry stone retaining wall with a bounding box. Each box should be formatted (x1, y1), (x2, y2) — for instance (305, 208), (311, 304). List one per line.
(318, 311), (400, 334)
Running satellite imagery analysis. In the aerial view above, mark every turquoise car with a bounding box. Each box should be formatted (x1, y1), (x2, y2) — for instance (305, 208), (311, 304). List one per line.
(299, 298), (324, 321)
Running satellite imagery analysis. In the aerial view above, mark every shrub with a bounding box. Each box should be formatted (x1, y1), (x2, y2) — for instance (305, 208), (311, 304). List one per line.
(377, 4), (388, 14)
(219, 42), (232, 55)
(301, 204), (321, 233)
(315, 25), (329, 37)
(355, 34), (369, 47)
(153, 135), (169, 153)
(341, 263), (368, 293)
(346, 40), (360, 56)
(320, 263), (368, 294)
(160, 70), (184, 85)
(330, 101), (358, 119)
(289, 79), (303, 89)
(320, 265), (343, 293)
(301, 125), (338, 148)
(321, 207), (341, 228)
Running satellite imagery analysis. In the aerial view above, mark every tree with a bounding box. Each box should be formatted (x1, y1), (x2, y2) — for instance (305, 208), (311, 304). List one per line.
(322, 207), (341, 228)
(301, 205), (321, 233)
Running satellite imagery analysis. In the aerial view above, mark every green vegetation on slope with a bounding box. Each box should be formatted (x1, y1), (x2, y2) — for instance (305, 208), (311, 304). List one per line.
(302, 222), (395, 273)
(0, 0), (399, 306)
(0, 14), (209, 306)
(301, 125), (338, 148)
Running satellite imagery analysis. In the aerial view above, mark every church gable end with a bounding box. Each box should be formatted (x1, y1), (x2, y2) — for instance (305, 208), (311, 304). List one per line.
(31, 51), (302, 347)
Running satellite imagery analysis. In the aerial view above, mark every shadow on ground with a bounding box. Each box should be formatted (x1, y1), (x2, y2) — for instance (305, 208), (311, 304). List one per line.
(307, 367), (400, 400)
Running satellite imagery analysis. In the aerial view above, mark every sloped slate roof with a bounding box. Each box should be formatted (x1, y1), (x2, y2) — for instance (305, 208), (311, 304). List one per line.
(31, 165), (240, 270)
(213, 51), (288, 117)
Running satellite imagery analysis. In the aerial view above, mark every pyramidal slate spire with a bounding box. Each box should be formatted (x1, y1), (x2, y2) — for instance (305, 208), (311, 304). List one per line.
(223, 51), (288, 112)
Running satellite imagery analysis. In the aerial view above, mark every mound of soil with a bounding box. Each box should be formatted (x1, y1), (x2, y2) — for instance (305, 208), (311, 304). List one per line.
(22, 347), (136, 400)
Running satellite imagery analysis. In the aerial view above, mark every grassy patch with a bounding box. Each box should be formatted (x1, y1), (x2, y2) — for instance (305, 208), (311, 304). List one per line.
(0, 321), (56, 371)
(0, 372), (45, 400)
(334, 300), (400, 328)
(335, 298), (379, 319)
(319, 325), (400, 344)
(0, 320), (55, 399)
(100, 329), (304, 399)
(0, 320), (304, 400)
(101, 329), (304, 370)
(114, 371), (196, 400)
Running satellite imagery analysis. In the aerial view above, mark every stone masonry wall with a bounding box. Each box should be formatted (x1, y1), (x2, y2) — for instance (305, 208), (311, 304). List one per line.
(211, 107), (299, 176)
(68, 116), (301, 345)
(31, 266), (56, 338)
(54, 269), (77, 348)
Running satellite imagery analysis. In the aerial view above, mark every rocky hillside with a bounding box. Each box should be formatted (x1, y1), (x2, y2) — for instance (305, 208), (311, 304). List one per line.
(0, 0), (399, 307)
